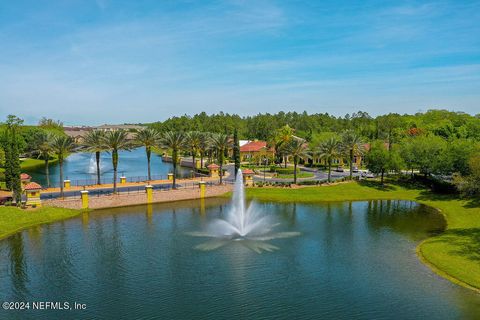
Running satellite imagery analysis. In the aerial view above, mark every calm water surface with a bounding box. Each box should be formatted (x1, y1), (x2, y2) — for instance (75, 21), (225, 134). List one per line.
(25, 147), (190, 187)
(1, 199), (479, 320)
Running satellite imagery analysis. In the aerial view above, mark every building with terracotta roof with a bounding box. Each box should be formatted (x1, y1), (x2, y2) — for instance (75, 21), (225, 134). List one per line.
(24, 182), (42, 207)
(207, 163), (220, 178)
(20, 173), (31, 186)
(239, 141), (275, 164)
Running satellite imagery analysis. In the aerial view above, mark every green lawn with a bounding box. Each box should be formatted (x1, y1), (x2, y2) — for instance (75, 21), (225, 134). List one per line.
(276, 172), (314, 179)
(246, 181), (480, 292)
(0, 156), (59, 174)
(0, 206), (81, 240)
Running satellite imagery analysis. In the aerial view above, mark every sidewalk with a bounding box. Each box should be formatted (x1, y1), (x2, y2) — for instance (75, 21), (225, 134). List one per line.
(41, 175), (224, 194)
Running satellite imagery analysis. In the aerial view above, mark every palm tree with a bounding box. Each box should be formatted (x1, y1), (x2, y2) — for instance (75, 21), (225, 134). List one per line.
(185, 131), (202, 172)
(318, 137), (341, 182)
(50, 135), (76, 197)
(198, 132), (211, 169)
(33, 131), (54, 187)
(135, 128), (161, 181)
(342, 130), (364, 180)
(158, 131), (185, 188)
(103, 130), (131, 193)
(275, 125), (294, 168)
(285, 138), (310, 184)
(82, 130), (107, 185)
(210, 133), (231, 184)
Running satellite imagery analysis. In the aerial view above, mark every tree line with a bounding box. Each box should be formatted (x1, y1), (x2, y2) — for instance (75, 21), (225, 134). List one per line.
(2, 109), (480, 202)
(149, 109), (480, 142)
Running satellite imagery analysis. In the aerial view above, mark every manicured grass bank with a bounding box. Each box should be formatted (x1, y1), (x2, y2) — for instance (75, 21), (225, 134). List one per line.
(0, 156), (59, 175)
(246, 181), (480, 292)
(0, 206), (81, 240)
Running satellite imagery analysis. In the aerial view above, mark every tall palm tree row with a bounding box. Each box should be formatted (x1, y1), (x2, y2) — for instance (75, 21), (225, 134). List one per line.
(135, 128), (161, 181)
(103, 130), (132, 193)
(184, 131), (202, 172)
(318, 137), (341, 182)
(198, 132), (211, 169)
(50, 135), (76, 197)
(33, 131), (54, 188)
(82, 130), (107, 185)
(209, 133), (231, 184)
(341, 130), (364, 180)
(284, 138), (310, 184)
(158, 131), (185, 188)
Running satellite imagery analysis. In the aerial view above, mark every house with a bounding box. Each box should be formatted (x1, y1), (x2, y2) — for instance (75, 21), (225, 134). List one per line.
(239, 141), (275, 164)
(64, 128), (91, 143)
(95, 124), (144, 132)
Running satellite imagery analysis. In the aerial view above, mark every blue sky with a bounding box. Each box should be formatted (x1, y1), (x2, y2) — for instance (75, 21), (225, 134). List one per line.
(0, 0), (479, 125)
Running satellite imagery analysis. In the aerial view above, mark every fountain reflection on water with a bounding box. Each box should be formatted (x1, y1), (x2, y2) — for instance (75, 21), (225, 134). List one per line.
(189, 170), (300, 253)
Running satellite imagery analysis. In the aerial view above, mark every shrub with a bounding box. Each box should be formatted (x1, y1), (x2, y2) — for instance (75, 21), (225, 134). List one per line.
(270, 167), (299, 174)
(197, 168), (209, 175)
(298, 180), (318, 185)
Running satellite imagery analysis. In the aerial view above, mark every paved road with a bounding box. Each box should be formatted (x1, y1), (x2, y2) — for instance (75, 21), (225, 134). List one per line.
(225, 164), (362, 183)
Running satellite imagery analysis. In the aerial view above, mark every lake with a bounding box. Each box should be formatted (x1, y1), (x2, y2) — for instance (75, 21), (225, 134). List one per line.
(24, 147), (191, 187)
(1, 199), (479, 319)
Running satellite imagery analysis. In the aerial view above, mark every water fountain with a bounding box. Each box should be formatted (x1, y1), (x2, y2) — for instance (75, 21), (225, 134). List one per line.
(189, 170), (299, 252)
(87, 154), (108, 175)
(88, 155), (97, 175)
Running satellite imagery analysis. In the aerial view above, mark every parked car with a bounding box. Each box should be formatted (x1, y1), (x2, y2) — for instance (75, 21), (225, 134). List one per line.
(352, 166), (359, 173)
(361, 171), (375, 178)
(0, 196), (13, 205)
(335, 166), (344, 172)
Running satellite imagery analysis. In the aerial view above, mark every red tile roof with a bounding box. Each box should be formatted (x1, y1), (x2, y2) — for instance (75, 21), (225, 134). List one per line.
(242, 169), (254, 175)
(207, 163), (220, 169)
(24, 182), (42, 190)
(20, 173), (31, 180)
(240, 141), (269, 152)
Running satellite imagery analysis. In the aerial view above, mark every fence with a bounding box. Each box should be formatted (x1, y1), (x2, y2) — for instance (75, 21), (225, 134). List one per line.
(43, 171), (212, 189)
(40, 180), (221, 201)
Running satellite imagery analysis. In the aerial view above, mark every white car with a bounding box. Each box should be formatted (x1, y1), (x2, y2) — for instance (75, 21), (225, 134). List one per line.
(361, 171), (375, 178)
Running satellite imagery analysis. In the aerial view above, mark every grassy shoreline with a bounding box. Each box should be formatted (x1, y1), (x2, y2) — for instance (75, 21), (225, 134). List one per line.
(245, 181), (480, 292)
(0, 206), (81, 241)
(0, 156), (59, 176)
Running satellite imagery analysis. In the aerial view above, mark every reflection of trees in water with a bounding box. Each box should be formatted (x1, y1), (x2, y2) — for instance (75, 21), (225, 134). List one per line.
(8, 233), (29, 297)
(366, 200), (446, 241)
(91, 215), (127, 295)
